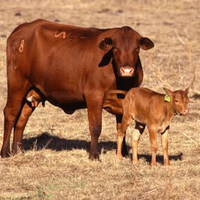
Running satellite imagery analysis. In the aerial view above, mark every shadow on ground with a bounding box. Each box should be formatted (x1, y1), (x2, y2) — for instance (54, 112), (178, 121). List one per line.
(22, 132), (117, 155)
(137, 153), (183, 165)
(22, 132), (183, 164)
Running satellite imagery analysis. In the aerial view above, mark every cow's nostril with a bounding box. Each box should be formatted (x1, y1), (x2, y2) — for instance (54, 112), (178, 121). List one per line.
(122, 68), (133, 73)
(120, 66), (134, 77)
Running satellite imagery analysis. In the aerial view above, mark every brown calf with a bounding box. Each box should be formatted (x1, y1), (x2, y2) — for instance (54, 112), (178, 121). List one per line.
(113, 87), (189, 166)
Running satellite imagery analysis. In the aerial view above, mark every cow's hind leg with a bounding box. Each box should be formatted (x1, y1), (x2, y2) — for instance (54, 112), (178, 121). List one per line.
(1, 83), (31, 158)
(12, 89), (43, 154)
(12, 102), (35, 154)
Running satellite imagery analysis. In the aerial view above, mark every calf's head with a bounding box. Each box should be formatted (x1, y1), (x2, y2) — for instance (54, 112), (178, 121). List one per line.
(164, 88), (189, 115)
(99, 26), (154, 77)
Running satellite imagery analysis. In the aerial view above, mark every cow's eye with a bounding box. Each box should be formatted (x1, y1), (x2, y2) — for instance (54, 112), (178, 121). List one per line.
(113, 47), (120, 52)
(174, 99), (179, 103)
(113, 47), (119, 52)
(135, 47), (139, 52)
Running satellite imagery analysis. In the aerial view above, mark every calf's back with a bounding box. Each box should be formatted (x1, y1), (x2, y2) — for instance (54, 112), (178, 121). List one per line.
(123, 88), (168, 124)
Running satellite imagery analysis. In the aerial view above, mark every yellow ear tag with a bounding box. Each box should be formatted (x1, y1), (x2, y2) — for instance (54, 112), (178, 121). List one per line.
(164, 95), (171, 102)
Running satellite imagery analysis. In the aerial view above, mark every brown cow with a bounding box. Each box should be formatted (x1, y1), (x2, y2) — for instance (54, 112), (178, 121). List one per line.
(109, 87), (189, 166)
(1, 19), (154, 159)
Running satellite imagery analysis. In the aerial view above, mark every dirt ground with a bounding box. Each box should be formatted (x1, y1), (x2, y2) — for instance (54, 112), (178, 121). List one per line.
(0, 0), (200, 199)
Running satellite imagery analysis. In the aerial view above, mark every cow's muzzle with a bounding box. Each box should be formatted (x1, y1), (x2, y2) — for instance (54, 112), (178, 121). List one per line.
(120, 66), (134, 77)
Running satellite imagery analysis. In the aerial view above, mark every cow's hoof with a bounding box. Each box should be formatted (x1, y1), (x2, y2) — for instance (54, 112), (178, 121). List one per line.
(1, 151), (10, 158)
(89, 152), (100, 161)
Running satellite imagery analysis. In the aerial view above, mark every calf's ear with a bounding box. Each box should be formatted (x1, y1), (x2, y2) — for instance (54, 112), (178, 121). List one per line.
(163, 87), (173, 97)
(185, 88), (189, 95)
(140, 37), (154, 50)
(99, 38), (113, 51)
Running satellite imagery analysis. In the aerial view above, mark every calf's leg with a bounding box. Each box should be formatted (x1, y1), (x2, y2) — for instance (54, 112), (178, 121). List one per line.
(117, 113), (132, 159)
(148, 126), (158, 166)
(103, 94), (127, 156)
(161, 129), (170, 166)
(132, 122), (145, 165)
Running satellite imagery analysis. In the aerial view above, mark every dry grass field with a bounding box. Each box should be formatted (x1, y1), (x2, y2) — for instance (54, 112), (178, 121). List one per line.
(0, 0), (200, 199)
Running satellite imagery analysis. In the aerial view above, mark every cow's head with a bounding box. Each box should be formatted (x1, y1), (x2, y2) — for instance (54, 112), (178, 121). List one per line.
(99, 27), (154, 77)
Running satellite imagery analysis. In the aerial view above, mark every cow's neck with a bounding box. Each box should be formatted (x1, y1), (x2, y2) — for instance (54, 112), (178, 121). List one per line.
(116, 77), (135, 91)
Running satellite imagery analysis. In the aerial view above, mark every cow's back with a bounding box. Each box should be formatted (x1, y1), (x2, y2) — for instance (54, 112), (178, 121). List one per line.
(6, 19), (117, 107)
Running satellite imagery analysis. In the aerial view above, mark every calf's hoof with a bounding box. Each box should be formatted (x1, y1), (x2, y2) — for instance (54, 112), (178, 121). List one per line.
(116, 154), (122, 160)
(151, 162), (157, 167)
(164, 160), (170, 166)
(132, 160), (139, 165)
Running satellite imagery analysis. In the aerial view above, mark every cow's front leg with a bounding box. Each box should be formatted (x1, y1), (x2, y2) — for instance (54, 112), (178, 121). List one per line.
(86, 94), (103, 160)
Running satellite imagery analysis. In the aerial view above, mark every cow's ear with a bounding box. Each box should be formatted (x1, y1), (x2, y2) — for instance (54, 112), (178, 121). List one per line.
(139, 37), (154, 50)
(99, 38), (113, 51)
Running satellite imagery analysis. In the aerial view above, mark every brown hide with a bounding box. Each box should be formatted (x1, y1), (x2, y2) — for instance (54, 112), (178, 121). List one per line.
(1, 19), (154, 159)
